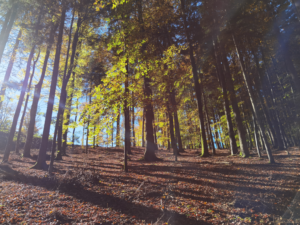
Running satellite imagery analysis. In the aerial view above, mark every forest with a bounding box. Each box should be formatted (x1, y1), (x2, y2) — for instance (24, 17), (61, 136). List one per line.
(0, 0), (300, 224)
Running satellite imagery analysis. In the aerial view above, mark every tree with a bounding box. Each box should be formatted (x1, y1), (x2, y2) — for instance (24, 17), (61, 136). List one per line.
(33, 6), (66, 170)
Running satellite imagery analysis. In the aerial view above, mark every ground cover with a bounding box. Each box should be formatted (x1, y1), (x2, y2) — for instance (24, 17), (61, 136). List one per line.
(0, 147), (300, 224)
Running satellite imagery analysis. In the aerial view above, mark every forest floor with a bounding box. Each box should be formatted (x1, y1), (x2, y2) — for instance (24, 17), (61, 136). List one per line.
(0, 146), (300, 224)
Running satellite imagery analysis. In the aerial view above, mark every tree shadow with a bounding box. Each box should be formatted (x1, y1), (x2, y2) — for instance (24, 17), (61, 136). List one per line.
(0, 167), (209, 225)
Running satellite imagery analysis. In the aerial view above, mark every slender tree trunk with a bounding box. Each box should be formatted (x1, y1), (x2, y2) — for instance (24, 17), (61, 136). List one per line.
(245, 121), (253, 150)
(23, 23), (58, 158)
(249, 42), (284, 150)
(0, 29), (22, 109)
(124, 59), (130, 172)
(212, 109), (221, 149)
(203, 91), (216, 155)
(111, 122), (114, 147)
(168, 107), (178, 161)
(142, 108), (145, 147)
(48, 119), (58, 173)
(116, 108), (120, 147)
(212, 42), (238, 155)
(33, 8), (66, 170)
(0, 3), (18, 63)
(85, 92), (91, 154)
(61, 74), (75, 154)
(136, 0), (157, 160)
(180, 0), (209, 157)
(2, 46), (35, 162)
(72, 99), (78, 147)
(252, 115), (261, 157)
(92, 126), (95, 148)
(132, 106), (136, 147)
(56, 14), (80, 159)
(0, 7), (12, 43)
(15, 51), (40, 153)
(221, 52), (249, 157)
(232, 33), (274, 163)
(171, 91), (183, 152)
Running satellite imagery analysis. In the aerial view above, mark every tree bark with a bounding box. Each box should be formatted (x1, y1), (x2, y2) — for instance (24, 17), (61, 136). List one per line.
(143, 76), (158, 161)
(232, 33), (274, 163)
(15, 50), (40, 153)
(124, 59), (130, 172)
(168, 106), (178, 161)
(171, 91), (183, 152)
(2, 46), (35, 162)
(136, 0), (158, 161)
(203, 91), (216, 155)
(0, 7), (12, 44)
(116, 107), (120, 147)
(23, 23), (58, 158)
(72, 100), (78, 147)
(85, 92), (91, 154)
(221, 49), (249, 156)
(33, 7), (66, 170)
(62, 74), (75, 154)
(180, 0), (209, 157)
(132, 106), (136, 147)
(212, 41), (238, 155)
(0, 3), (18, 63)
(0, 29), (22, 109)
(56, 13), (80, 159)
(142, 108), (145, 147)
(212, 109), (221, 149)
(249, 41), (285, 150)
(252, 115), (261, 157)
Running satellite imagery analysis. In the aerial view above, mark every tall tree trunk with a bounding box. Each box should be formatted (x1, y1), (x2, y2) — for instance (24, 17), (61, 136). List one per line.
(142, 108), (145, 147)
(15, 51), (40, 153)
(23, 23), (58, 158)
(85, 92), (91, 154)
(132, 105), (136, 147)
(203, 91), (216, 155)
(124, 59), (130, 172)
(61, 74), (75, 154)
(212, 41), (238, 155)
(0, 3), (18, 63)
(221, 50), (249, 156)
(72, 100), (78, 147)
(212, 109), (221, 149)
(93, 126), (96, 148)
(232, 33), (275, 163)
(0, 29), (22, 109)
(245, 121), (253, 150)
(153, 112), (158, 149)
(252, 115), (261, 157)
(168, 106), (178, 161)
(33, 7), (66, 170)
(0, 7), (12, 43)
(249, 42), (285, 150)
(180, 0), (209, 157)
(56, 13), (80, 159)
(48, 118), (58, 173)
(143, 76), (158, 161)
(2, 46), (35, 162)
(173, 110), (183, 152)
(136, 0), (157, 160)
(111, 122), (114, 147)
(171, 91), (183, 152)
(116, 108), (120, 147)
